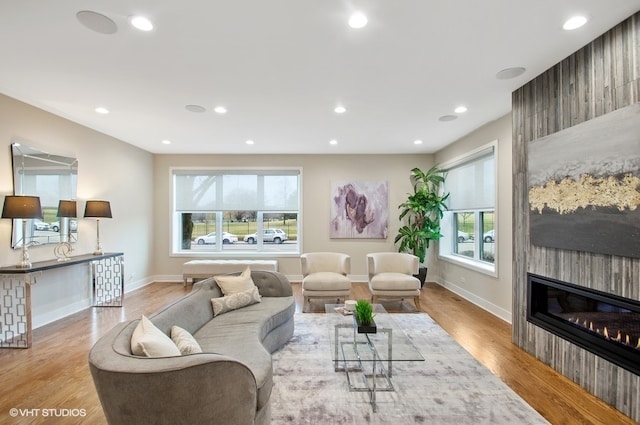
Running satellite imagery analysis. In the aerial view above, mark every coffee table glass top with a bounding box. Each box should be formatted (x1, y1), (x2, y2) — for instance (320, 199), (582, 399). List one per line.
(325, 304), (424, 362)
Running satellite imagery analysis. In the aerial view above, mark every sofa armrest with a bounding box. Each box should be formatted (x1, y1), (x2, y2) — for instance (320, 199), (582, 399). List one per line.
(89, 322), (258, 425)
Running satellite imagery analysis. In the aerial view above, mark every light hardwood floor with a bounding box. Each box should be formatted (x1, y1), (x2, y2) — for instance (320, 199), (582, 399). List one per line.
(0, 281), (635, 424)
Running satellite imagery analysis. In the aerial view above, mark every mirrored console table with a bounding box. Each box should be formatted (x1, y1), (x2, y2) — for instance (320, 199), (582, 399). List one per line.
(0, 252), (124, 348)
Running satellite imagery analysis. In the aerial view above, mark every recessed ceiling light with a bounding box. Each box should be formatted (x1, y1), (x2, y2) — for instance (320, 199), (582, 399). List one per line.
(185, 104), (206, 113)
(454, 106), (467, 114)
(130, 16), (154, 31)
(438, 115), (457, 122)
(413, 140), (423, 145)
(496, 67), (526, 80)
(329, 139), (338, 145)
(334, 105), (346, 114)
(563, 16), (587, 31)
(95, 107), (109, 114)
(214, 106), (227, 114)
(76, 11), (117, 34)
(245, 140), (254, 145)
(161, 140), (171, 145)
(348, 12), (368, 29)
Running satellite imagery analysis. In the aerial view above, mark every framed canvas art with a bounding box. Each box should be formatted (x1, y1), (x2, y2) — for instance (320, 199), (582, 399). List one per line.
(330, 181), (388, 239)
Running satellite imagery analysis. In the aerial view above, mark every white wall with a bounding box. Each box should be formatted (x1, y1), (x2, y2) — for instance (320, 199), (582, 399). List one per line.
(153, 153), (434, 280)
(0, 94), (155, 327)
(0, 91), (514, 327)
(432, 113), (513, 322)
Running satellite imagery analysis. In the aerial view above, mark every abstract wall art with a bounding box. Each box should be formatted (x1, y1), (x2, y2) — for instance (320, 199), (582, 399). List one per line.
(330, 180), (388, 239)
(527, 103), (640, 258)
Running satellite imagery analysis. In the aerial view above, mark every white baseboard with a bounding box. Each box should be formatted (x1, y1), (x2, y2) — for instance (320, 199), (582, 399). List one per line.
(33, 299), (90, 329)
(432, 276), (512, 324)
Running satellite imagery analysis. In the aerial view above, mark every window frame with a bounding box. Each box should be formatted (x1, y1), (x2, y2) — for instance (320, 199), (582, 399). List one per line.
(438, 141), (498, 277)
(169, 167), (302, 257)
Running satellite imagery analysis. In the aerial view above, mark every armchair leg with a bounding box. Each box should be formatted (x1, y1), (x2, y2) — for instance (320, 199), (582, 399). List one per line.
(371, 295), (377, 304)
(414, 296), (422, 312)
(303, 296), (309, 313)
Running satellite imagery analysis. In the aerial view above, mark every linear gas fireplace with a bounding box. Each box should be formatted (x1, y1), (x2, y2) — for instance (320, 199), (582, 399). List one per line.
(527, 273), (640, 376)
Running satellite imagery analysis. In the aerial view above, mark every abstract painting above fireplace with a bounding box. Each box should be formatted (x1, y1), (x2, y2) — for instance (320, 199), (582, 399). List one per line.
(527, 103), (640, 258)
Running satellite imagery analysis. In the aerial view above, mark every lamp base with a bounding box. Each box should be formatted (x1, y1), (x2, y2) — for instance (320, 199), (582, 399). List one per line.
(93, 250), (104, 256)
(15, 260), (32, 268)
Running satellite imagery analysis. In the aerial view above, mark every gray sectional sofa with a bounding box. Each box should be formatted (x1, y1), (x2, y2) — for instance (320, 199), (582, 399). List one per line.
(88, 270), (295, 425)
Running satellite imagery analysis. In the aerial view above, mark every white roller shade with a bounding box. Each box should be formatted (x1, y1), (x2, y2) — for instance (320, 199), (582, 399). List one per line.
(443, 147), (495, 211)
(174, 169), (299, 212)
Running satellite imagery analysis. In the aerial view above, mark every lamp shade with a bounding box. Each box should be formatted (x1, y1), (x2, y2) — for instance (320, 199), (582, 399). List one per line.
(57, 200), (77, 218)
(84, 200), (112, 218)
(1, 195), (43, 219)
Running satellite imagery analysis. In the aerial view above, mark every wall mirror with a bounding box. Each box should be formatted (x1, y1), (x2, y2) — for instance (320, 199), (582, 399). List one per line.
(10, 140), (78, 248)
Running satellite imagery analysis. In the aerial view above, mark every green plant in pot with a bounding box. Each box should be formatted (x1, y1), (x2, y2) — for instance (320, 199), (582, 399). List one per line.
(354, 300), (376, 333)
(395, 166), (449, 287)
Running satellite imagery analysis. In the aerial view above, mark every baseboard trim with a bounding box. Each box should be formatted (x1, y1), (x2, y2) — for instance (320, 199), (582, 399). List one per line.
(432, 277), (512, 324)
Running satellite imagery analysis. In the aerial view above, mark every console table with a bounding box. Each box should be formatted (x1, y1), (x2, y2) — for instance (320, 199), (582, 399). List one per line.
(0, 252), (124, 348)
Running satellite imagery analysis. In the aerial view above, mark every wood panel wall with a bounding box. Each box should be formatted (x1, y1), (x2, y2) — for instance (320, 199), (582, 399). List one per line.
(512, 12), (640, 422)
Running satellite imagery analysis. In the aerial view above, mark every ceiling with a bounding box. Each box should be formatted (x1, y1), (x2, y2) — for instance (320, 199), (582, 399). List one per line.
(1, 1), (639, 155)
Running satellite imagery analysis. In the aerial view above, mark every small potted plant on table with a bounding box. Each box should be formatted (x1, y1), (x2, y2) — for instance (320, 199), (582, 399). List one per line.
(355, 300), (376, 334)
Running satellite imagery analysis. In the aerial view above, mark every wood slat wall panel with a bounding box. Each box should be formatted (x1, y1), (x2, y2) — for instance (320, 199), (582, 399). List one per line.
(512, 11), (640, 422)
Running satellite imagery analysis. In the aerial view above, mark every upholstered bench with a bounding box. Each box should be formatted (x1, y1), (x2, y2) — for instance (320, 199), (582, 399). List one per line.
(183, 259), (278, 286)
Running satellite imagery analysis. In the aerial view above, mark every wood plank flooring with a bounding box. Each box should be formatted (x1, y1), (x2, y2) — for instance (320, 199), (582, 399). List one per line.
(0, 281), (635, 424)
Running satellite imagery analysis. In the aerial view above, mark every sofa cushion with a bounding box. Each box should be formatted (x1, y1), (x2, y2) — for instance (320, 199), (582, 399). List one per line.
(211, 286), (262, 316)
(214, 266), (255, 295)
(131, 316), (181, 357)
(171, 325), (203, 355)
(194, 297), (293, 410)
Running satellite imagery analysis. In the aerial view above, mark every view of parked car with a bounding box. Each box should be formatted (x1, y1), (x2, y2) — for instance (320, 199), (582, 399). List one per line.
(483, 229), (495, 243)
(33, 220), (50, 231)
(194, 232), (238, 245)
(50, 219), (78, 232)
(243, 228), (288, 244)
(457, 230), (470, 243)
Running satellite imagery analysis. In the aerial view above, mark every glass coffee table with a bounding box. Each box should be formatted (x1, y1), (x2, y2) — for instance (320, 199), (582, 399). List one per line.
(325, 304), (424, 411)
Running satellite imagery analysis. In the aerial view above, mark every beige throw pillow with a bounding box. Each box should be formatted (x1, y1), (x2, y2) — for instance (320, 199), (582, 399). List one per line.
(131, 316), (181, 357)
(214, 266), (255, 295)
(211, 286), (262, 316)
(171, 326), (203, 355)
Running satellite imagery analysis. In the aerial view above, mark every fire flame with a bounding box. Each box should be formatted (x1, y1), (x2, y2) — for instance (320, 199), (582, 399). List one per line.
(571, 317), (639, 351)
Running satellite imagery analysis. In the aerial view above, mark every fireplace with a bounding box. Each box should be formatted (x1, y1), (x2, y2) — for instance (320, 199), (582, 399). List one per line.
(527, 273), (640, 376)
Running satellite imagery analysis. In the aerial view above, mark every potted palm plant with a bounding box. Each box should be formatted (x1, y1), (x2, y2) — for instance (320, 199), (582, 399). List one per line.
(394, 166), (449, 286)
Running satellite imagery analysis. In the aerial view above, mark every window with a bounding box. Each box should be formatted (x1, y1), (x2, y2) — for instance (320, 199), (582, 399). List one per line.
(439, 142), (496, 274)
(171, 168), (300, 255)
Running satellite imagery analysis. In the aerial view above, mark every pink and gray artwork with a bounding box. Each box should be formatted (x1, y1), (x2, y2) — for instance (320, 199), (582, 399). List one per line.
(331, 181), (388, 239)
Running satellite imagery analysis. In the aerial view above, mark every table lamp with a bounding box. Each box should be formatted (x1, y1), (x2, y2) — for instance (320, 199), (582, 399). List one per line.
(84, 200), (112, 255)
(1, 195), (43, 268)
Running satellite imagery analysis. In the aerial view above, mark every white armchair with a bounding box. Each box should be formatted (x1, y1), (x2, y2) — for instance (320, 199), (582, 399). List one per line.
(300, 252), (351, 312)
(367, 252), (421, 310)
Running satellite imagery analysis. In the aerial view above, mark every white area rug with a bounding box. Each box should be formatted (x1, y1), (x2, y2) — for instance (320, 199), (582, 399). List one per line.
(270, 312), (549, 424)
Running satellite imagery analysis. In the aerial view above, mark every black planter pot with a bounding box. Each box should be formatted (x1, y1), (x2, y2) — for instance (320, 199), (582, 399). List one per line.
(356, 317), (377, 334)
(414, 266), (427, 288)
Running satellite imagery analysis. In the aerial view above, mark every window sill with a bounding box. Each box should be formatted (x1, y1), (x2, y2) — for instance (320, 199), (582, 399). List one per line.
(438, 254), (497, 277)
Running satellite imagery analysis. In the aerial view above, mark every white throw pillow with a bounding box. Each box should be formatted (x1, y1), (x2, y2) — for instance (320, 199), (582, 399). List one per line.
(211, 286), (262, 316)
(131, 316), (181, 358)
(214, 266), (255, 295)
(171, 325), (203, 355)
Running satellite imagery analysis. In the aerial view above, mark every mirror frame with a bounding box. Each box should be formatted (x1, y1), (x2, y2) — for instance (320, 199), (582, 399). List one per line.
(10, 140), (78, 248)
